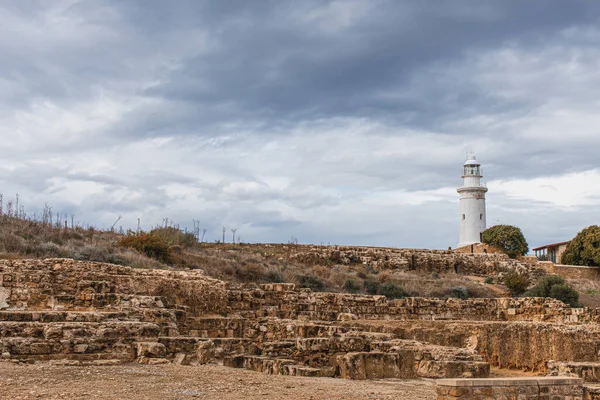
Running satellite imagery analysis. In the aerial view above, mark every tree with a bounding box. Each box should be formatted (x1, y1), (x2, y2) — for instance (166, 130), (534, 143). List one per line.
(526, 275), (579, 307)
(481, 225), (529, 258)
(561, 225), (600, 266)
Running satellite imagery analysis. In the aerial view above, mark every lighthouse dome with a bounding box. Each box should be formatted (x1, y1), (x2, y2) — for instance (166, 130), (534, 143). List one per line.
(464, 156), (480, 166)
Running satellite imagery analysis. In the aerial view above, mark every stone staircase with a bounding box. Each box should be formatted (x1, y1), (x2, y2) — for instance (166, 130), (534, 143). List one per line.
(7, 258), (572, 380)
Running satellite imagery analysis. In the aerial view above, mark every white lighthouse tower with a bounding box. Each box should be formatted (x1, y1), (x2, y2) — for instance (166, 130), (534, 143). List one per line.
(457, 155), (488, 248)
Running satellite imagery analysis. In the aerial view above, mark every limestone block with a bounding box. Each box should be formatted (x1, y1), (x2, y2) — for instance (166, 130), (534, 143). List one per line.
(136, 342), (166, 358)
(337, 352), (413, 380)
(337, 313), (358, 321)
(73, 344), (88, 354)
(147, 358), (170, 365)
(197, 340), (215, 364)
(0, 286), (10, 309)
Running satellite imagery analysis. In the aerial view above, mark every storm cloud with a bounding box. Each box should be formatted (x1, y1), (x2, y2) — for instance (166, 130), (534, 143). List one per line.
(1, 0), (599, 249)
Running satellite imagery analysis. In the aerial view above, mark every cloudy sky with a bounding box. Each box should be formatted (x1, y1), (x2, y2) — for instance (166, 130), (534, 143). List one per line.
(1, 0), (600, 249)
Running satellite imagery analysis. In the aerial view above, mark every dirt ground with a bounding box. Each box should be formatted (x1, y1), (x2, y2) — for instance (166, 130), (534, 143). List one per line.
(0, 362), (437, 400)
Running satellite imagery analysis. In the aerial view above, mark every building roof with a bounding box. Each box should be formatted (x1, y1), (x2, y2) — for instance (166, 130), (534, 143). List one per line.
(532, 241), (570, 251)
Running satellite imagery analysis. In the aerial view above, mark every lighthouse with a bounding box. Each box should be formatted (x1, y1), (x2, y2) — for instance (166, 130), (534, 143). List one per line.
(457, 155), (488, 248)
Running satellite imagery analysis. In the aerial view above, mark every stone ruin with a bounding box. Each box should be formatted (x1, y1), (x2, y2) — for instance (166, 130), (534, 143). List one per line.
(2, 257), (600, 398)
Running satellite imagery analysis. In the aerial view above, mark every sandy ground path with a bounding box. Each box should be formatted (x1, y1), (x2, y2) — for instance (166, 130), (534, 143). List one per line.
(0, 362), (437, 400)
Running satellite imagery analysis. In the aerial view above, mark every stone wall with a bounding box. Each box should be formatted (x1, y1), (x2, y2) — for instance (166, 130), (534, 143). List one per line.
(287, 246), (533, 277)
(453, 243), (504, 255)
(436, 377), (583, 400)
(548, 361), (600, 383)
(227, 284), (587, 324)
(342, 320), (600, 373)
(540, 263), (600, 280)
(585, 386), (600, 399)
(3, 257), (600, 383)
(519, 257), (600, 280)
(0, 258), (228, 315)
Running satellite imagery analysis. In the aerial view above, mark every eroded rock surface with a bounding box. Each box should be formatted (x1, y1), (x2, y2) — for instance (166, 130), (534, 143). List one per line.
(0, 258), (597, 384)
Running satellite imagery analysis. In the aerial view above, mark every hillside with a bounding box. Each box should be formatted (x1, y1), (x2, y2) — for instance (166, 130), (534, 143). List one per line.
(1, 213), (599, 305)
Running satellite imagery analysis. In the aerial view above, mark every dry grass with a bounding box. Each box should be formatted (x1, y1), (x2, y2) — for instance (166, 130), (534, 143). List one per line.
(0, 215), (164, 269)
(0, 217), (504, 299)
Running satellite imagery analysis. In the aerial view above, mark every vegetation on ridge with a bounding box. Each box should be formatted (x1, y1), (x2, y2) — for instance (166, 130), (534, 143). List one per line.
(526, 275), (579, 307)
(0, 211), (500, 299)
(481, 224), (529, 259)
(561, 225), (600, 267)
(0, 195), (593, 305)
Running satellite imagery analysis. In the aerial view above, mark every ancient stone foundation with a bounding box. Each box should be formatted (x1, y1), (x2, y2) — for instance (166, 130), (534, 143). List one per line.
(436, 377), (584, 400)
(2, 257), (600, 392)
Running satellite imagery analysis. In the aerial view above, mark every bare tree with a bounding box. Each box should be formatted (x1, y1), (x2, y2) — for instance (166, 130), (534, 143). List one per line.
(192, 219), (201, 241)
(111, 215), (123, 231)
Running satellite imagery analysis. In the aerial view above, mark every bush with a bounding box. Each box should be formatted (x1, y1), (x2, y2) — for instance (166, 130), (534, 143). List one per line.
(484, 276), (494, 284)
(344, 279), (361, 293)
(119, 233), (171, 263)
(449, 286), (469, 299)
(266, 271), (284, 283)
(366, 265), (379, 275)
(1, 233), (26, 253)
(150, 227), (197, 248)
(481, 225), (529, 258)
(561, 225), (600, 266)
(378, 282), (408, 299)
(234, 263), (264, 282)
(527, 275), (579, 307)
(527, 275), (565, 297)
(548, 284), (579, 307)
(364, 280), (380, 295)
(297, 275), (325, 291)
(504, 272), (530, 296)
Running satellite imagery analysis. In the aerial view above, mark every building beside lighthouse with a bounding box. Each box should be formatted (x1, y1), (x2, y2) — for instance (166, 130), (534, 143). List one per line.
(457, 155), (488, 248)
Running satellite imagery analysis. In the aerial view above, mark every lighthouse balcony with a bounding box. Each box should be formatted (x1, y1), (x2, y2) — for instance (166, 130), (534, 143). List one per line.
(457, 184), (488, 193)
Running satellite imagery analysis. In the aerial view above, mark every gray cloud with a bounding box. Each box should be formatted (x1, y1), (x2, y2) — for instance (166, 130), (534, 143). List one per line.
(1, 1), (599, 248)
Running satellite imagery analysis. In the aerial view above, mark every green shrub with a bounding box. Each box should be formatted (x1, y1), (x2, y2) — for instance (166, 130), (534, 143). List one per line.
(297, 275), (325, 291)
(344, 279), (361, 293)
(504, 272), (530, 296)
(526, 275), (580, 307)
(548, 284), (579, 307)
(481, 225), (529, 258)
(484, 276), (494, 284)
(527, 275), (566, 297)
(449, 286), (469, 299)
(364, 280), (380, 295)
(378, 282), (408, 299)
(561, 225), (600, 266)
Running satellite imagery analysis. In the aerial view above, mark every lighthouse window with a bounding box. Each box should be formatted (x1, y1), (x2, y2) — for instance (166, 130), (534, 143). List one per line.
(480, 214), (483, 220)
(462, 214), (465, 220)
